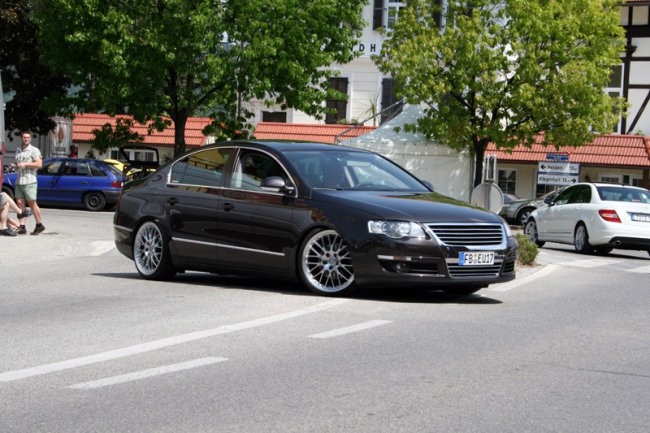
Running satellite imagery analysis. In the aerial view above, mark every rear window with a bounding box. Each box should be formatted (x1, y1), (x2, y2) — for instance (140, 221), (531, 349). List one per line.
(597, 186), (650, 203)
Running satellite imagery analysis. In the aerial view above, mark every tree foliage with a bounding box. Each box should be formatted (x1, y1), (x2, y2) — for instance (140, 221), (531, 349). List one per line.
(33, 0), (367, 156)
(375, 0), (626, 187)
(0, 0), (70, 136)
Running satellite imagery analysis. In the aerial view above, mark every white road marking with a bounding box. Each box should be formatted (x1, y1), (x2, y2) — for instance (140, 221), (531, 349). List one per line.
(561, 258), (619, 268)
(0, 298), (349, 383)
(488, 264), (558, 292)
(67, 357), (227, 390)
(309, 320), (392, 339)
(627, 264), (650, 274)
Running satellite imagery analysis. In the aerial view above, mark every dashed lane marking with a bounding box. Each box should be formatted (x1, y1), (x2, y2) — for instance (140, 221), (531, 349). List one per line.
(0, 299), (349, 383)
(309, 320), (392, 339)
(67, 357), (228, 390)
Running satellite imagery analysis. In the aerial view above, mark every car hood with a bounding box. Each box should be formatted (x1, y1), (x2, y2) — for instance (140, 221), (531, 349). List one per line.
(311, 190), (502, 223)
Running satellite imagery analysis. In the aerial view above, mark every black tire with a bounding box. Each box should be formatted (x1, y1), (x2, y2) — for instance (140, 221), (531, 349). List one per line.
(1, 185), (14, 201)
(298, 228), (356, 296)
(133, 221), (176, 280)
(83, 192), (107, 211)
(574, 223), (594, 254)
(524, 219), (545, 247)
(516, 207), (535, 227)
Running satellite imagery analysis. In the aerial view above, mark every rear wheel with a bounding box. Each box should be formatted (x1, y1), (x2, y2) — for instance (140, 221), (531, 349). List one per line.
(1, 185), (14, 201)
(298, 228), (356, 296)
(83, 192), (106, 211)
(574, 223), (594, 254)
(516, 207), (534, 226)
(133, 221), (176, 280)
(524, 219), (545, 247)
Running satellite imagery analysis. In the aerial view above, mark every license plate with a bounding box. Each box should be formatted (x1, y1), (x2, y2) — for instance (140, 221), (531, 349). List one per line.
(631, 213), (650, 222)
(459, 251), (495, 266)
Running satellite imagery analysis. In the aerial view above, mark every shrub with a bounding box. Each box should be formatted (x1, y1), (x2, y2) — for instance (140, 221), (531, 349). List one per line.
(516, 233), (538, 266)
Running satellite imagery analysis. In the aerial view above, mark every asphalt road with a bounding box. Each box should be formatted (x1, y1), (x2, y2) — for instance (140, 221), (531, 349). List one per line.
(1, 209), (649, 433)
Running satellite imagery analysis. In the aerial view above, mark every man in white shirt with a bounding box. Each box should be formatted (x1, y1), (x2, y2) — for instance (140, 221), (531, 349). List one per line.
(11, 131), (45, 235)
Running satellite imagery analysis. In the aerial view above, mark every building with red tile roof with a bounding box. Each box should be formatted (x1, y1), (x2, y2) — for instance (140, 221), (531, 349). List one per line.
(253, 122), (376, 144)
(68, 113), (213, 161)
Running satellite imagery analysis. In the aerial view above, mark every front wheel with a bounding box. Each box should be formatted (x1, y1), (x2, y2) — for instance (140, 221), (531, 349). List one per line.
(298, 229), (356, 296)
(83, 192), (106, 211)
(133, 221), (176, 280)
(574, 223), (594, 254)
(524, 219), (545, 247)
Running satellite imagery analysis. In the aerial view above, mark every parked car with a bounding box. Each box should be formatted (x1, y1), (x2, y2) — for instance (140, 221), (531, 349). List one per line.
(2, 157), (126, 211)
(525, 182), (650, 255)
(114, 140), (518, 297)
(500, 188), (565, 226)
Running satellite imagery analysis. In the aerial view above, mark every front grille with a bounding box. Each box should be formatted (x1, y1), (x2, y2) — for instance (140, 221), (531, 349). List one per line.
(426, 223), (504, 246)
(447, 264), (502, 278)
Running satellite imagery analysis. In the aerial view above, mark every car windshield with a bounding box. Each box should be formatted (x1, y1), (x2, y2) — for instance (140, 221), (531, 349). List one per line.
(285, 149), (430, 191)
(597, 186), (650, 203)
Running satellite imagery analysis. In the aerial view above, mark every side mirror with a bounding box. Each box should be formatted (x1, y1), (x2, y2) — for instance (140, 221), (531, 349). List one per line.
(261, 176), (295, 194)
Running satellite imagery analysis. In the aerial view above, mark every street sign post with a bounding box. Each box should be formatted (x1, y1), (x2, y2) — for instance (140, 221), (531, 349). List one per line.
(537, 160), (580, 185)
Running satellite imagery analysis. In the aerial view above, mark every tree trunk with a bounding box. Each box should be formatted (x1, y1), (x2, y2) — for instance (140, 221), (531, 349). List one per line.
(472, 137), (489, 188)
(172, 114), (189, 158)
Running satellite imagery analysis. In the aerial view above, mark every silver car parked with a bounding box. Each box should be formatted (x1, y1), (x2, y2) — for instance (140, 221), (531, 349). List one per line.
(500, 188), (564, 226)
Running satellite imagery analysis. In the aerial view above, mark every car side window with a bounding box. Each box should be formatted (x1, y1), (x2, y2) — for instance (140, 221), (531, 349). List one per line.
(39, 160), (61, 175)
(553, 186), (575, 205)
(170, 148), (232, 187)
(231, 150), (288, 191)
(569, 185), (591, 204)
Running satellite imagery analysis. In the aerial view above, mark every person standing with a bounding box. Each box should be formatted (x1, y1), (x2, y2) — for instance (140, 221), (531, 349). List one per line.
(11, 131), (45, 235)
(68, 144), (78, 158)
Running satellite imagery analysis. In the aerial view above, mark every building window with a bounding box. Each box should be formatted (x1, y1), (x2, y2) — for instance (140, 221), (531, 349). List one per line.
(381, 78), (403, 124)
(262, 111), (287, 123)
(600, 175), (621, 184)
(373, 0), (407, 30)
(325, 77), (349, 124)
(497, 169), (516, 194)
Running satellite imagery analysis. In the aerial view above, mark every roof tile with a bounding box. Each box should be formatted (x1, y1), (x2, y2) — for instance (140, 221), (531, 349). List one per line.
(72, 113), (212, 147)
(253, 122), (377, 144)
(486, 134), (650, 167)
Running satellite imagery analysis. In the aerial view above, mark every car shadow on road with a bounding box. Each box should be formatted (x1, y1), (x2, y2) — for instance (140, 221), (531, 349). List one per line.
(99, 272), (503, 304)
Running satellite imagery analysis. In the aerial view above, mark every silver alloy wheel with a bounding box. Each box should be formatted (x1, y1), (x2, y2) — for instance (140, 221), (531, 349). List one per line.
(517, 207), (533, 226)
(574, 224), (591, 254)
(300, 229), (354, 294)
(134, 221), (168, 277)
(524, 219), (544, 247)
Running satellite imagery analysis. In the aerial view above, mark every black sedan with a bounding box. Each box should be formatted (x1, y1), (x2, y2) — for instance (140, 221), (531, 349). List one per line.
(114, 141), (518, 296)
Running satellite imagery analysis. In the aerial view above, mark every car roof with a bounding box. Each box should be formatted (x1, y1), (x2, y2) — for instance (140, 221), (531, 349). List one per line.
(204, 140), (369, 153)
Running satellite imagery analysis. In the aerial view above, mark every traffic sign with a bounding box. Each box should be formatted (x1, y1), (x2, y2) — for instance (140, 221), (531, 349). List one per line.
(546, 153), (569, 161)
(538, 161), (580, 175)
(537, 173), (580, 186)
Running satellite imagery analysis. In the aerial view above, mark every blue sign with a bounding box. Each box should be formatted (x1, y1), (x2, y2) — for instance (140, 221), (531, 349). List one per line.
(546, 153), (569, 161)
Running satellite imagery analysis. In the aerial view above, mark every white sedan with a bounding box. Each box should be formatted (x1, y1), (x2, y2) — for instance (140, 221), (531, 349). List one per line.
(525, 182), (650, 255)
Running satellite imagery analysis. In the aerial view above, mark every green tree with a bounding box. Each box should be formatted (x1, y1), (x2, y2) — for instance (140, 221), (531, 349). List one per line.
(33, 0), (366, 157)
(375, 0), (626, 187)
(0, 0), (69, 135)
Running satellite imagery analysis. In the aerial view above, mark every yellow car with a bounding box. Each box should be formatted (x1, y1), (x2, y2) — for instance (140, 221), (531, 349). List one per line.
(103, 159), (142, 180)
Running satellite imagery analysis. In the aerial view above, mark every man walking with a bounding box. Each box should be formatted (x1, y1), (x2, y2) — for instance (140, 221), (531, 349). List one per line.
(12, 131), (45, 235)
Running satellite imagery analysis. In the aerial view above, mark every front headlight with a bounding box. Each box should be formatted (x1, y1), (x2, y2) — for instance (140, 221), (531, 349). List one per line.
(500, 218), (513, 237)
(367, 221), (427, 239)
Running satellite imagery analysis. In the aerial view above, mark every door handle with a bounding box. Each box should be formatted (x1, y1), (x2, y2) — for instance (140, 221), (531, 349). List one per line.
(223, 202), (234, 211)
(167, 197), (178, 206)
